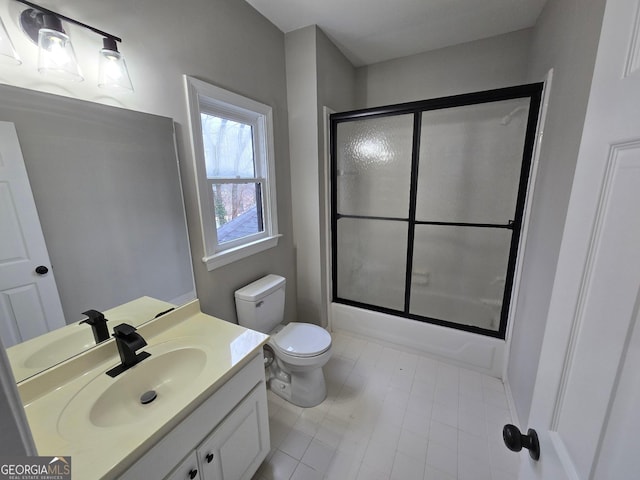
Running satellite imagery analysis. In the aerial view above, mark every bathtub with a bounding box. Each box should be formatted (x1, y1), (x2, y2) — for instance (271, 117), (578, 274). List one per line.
(330, 299), (506, 377)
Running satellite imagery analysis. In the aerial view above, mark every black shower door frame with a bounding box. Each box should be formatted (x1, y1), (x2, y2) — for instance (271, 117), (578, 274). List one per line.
(330, 83), (544, 339)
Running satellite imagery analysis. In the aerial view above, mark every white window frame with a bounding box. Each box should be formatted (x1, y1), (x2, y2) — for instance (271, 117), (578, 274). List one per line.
(184, 75), (279, 270)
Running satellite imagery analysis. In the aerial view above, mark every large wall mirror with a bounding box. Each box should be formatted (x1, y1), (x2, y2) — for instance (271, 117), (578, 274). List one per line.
(0, 84), (195, 382)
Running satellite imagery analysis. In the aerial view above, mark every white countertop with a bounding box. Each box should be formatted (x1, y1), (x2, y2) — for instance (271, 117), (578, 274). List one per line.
(18, 300), (268, 479)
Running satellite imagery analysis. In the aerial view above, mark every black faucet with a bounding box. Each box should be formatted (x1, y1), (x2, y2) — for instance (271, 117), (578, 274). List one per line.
(80, 309), (110, 344)
(106, 323), (151, 378)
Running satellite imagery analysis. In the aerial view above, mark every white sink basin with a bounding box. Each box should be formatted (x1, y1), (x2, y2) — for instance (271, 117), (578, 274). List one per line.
(23, 329), (95, 369)
(57, 340), (211, 439)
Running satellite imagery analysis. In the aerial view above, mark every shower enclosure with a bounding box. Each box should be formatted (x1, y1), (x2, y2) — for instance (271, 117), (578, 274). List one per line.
(330, 84), (543, 338)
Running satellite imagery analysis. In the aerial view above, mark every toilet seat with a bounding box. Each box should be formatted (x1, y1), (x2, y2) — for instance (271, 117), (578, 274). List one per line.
(271, 323), (331, 358)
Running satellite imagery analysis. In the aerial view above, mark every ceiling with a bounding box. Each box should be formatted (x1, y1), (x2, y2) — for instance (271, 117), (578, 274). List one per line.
(245, 0), (548, 67)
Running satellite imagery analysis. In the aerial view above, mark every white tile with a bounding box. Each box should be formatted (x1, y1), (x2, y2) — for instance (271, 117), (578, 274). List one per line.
(356, 462), (390, 480)
(362, 439), (396, 476)
(491, 467), (519, 480)
(485, 404), (512, 429)
(261, 331), (507, 480)
(411, 378), (436, 399)
(273, 404), (301, 429)
(292, 414), (320, 437)
(458, 454), (492, 480)
(324, 449), (361, 480)
(390, 451), (425, 480)
(385, 388), (411, 410)
(426, 441), (458, 477)
(423, 465), (456, 480)
(429, 420), (458, 450)
(290, 462), (323, 480)
(389, 371), (414, 392)
(268, 417), (292, 449)
(279, 428), (313, 460)
(433, 386), (459, 406)
(314, 415), (348, 446)
(488, 437), (521, 474)
(431, 401), (458, 428)
(402, 406), (431, 436)
(378, 403), (406, 428)
(458, 429), (490, 461)
(483, 387), (509, 410)
(259, 450), (298, 480)
(397, 428), (429, 460)
(300, 439), (335, 474)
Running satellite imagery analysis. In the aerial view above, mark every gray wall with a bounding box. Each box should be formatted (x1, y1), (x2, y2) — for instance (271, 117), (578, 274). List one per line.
(507, 0), (607, 425)
(354, 29), (533, 108)
(0, 0), (296, 325)
(286, 26), (356, 327)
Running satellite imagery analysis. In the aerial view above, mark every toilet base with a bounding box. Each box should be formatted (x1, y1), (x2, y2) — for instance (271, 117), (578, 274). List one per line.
(268, 363), (327, 407)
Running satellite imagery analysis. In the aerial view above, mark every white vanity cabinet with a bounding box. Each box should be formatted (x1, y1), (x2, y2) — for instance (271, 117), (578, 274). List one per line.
(120, 353), (270, 480)
(195, 385), (268, 480)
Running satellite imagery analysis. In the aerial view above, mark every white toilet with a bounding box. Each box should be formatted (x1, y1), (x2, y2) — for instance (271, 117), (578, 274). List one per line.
(234, 274), (332, 407)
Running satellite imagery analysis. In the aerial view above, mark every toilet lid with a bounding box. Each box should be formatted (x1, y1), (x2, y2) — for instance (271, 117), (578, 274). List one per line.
(272, 323), (331, 358)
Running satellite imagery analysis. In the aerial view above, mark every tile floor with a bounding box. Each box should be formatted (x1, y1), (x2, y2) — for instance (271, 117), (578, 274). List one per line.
(252, 330), (520, 480)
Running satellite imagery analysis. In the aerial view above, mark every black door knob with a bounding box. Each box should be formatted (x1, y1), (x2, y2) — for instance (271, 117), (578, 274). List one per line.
(503, 424), (540, 460)
(206, 453), (214, 463)
(188, 468), (198, 479)
(35, 265), (49, 275)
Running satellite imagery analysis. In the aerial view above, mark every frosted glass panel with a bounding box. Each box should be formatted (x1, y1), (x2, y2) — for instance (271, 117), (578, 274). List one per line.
(336, 115), (413, 217)
(336, 218), (407, 310)
(416, 98), (530, 223)
(410, 225), (512, 331)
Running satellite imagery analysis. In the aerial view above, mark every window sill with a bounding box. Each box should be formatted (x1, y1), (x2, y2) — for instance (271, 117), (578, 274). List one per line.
(202, 234), (281, 271)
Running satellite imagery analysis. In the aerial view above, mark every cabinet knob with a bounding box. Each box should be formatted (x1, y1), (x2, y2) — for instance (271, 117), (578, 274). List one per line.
(188, 468), (198, 479)
(206, 453), (214, 463)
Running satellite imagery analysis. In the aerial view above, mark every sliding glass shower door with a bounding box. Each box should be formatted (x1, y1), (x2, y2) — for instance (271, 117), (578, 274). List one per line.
(331, 84), (543, 338)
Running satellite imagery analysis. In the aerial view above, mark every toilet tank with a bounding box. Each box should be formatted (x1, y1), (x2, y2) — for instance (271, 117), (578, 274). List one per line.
(234, 274), (286, 333)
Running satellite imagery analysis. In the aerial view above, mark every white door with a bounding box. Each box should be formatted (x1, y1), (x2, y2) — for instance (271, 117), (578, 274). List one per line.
(519, 0), (640, 478)
(0, 121), (65, 347)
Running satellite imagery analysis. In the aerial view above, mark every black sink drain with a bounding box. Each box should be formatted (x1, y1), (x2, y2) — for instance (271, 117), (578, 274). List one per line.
(140, 390), (157, 405)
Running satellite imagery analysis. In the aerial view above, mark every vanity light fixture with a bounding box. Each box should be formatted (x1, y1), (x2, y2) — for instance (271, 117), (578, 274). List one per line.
(0, 17), (21, 64)
(14, 0), (133, 91)
(35, 13), (83, 81)
(98, 37), (133, 91)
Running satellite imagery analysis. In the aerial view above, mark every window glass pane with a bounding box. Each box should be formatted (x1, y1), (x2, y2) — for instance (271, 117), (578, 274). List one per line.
(212, 183), (264, 244)
(336, 114), (413, 218)
(410, 225), (511, 331)
(416, 98), (530, 224)
(336, 217), (407, 311)
(201, 114), (255, 178)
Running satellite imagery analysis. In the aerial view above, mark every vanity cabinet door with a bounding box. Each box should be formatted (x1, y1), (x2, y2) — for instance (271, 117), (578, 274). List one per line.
(197, 384), (270, 480)
(165, 451), (201, 480)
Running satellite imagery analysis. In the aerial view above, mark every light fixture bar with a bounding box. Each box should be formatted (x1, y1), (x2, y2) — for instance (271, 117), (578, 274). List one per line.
(15, 0), (122, 43)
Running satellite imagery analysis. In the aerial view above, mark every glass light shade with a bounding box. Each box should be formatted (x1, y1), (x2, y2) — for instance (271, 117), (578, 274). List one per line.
(0, 17), (21, 65)
(98, 48), (133, 91)
(37, 28), (83, 81)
